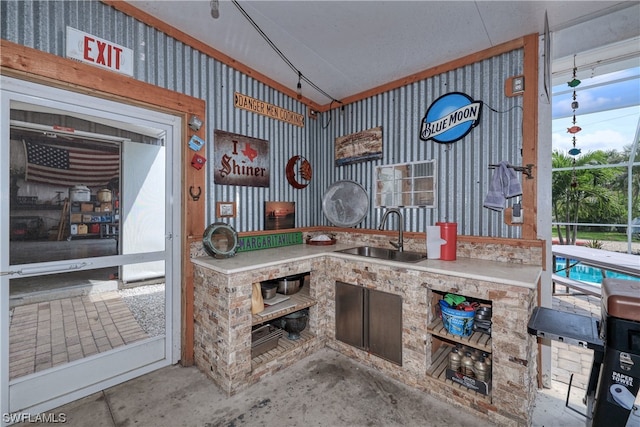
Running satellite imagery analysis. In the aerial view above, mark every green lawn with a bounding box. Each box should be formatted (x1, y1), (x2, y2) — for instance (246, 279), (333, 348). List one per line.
(551, 229), (637, 242)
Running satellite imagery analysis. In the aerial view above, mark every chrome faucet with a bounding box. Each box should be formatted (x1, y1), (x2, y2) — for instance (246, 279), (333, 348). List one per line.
(378, 208), (404, 252)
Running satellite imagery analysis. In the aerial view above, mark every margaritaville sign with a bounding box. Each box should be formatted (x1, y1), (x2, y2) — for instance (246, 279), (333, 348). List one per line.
(234, 92), (305, 128)
(237, 232), (303, 252)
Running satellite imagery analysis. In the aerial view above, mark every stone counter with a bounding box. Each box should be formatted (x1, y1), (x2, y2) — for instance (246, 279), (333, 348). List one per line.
(191, 243), (541, 288)
(192, 245), (541, 426)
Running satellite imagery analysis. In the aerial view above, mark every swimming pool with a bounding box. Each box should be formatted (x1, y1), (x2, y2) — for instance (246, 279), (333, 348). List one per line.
(555, 257), (640, 285)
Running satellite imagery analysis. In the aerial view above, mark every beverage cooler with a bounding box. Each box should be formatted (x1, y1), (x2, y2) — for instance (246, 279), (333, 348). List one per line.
(528, 278), (640, 426)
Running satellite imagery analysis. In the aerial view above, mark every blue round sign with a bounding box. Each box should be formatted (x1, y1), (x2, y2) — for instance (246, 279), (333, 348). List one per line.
(420, 92), (483, 144)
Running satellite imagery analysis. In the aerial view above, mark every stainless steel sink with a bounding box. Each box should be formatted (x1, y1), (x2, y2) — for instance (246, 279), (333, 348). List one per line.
(336, 246), (427, 263)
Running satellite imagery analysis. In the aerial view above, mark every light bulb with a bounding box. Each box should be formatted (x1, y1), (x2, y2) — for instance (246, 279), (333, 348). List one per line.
(296, 72), (302, 100)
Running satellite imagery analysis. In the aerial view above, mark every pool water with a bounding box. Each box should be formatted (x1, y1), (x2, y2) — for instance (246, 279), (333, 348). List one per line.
(555, 257), (640, 285)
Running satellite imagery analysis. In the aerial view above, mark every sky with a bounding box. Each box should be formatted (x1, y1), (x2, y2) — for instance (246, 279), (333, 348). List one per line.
(551, 67), (640, 155)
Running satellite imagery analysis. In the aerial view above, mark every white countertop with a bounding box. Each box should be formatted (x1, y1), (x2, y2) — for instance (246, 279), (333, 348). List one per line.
(192, 243), (541, 289)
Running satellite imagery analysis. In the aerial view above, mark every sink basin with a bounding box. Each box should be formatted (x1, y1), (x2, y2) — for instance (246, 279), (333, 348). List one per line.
(336, 246), (427, 263)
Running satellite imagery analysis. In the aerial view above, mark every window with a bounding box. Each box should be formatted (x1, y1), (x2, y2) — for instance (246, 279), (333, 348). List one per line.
(375, 160), (436, 208)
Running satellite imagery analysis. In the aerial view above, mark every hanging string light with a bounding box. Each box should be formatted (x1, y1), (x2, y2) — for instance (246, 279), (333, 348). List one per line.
(231, 0), (341, 104)
(567, 55), (582, 188)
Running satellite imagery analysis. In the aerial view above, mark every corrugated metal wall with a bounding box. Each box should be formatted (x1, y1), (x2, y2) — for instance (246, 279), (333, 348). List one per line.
(311, 54), (524, 238)
(2, 0), (524, 238)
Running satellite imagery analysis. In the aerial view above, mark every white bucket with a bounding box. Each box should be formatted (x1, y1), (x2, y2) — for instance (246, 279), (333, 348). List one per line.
(69, 185), (91, 202)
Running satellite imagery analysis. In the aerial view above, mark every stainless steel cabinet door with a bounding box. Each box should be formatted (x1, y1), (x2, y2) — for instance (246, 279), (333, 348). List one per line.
(335, 281), (365, 349)
(368, 289), (403, 365)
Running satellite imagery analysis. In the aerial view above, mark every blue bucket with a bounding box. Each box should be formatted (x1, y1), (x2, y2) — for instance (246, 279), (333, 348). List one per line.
(439, 300), (475, 337)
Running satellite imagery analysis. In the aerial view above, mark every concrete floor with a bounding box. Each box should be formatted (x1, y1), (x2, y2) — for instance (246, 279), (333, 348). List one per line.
(14, 347), (590, 427)
(6, 291), (595, 427)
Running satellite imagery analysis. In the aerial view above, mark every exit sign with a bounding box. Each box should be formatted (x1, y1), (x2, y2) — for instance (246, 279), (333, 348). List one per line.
(66, 26), (134, 76)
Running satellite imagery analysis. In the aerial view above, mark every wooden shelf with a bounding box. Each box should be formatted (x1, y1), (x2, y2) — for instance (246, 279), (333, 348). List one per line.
(427, 345), (491, 403)
(68, 198), (118, 241)
(250, 283), (317, 369)
(251, 287), (316, 326)
(251, 330), (315, 368)
(427, 318), (492, 353)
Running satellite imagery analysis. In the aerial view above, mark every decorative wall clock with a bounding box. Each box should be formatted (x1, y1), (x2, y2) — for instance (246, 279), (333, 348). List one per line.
(286, 155), (312, 189)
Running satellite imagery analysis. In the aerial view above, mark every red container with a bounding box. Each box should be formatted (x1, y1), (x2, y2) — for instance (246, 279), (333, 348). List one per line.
(436, 222), (457, 261)
(89, 223), (100, 234)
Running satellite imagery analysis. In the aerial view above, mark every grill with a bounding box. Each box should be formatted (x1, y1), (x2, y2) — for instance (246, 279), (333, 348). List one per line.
(528, 278), (640, 426)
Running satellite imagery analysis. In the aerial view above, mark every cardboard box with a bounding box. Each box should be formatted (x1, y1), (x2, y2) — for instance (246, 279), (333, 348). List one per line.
(81, 203), (94, 212)
(70, 213), (83, 223)
(445, 368), (491, 395)
(100, 202), (112, 212)
(82, 215), (93, 222)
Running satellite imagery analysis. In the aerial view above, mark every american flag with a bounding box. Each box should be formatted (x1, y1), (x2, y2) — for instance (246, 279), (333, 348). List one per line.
(24, 140), (120, 187)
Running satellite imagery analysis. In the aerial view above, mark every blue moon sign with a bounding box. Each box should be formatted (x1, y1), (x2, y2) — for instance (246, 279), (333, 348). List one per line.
(420, 92), (483, 144)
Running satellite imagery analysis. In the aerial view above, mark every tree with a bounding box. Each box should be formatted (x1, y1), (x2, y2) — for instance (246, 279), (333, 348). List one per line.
(552, 150), (615, 244)
(609, 144), (640, 223)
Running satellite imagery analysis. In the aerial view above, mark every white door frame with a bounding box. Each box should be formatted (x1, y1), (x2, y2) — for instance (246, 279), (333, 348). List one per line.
(0, 76), (182, 423)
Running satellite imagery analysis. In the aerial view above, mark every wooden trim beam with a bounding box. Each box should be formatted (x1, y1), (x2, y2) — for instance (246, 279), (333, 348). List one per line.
(521, 34), (539, 241)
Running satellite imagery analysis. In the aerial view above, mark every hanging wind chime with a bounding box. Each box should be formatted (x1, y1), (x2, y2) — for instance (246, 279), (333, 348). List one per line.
(567, 55), (582, 188)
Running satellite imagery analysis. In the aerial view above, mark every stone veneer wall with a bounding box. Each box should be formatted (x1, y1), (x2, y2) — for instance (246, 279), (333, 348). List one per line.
(192, 258), (327, 395)
(318, 230), (543, 266)
(320, 257), (538, 427)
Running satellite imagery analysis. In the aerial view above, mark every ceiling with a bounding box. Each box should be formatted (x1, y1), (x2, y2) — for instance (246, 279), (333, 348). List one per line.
(127, 1), (637, 106)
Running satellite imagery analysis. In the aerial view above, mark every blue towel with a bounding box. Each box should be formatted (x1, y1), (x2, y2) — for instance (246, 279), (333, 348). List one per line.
(483, 162), (508, 211)
(505, 164), (523, 198)
(484, 161), (522, 211)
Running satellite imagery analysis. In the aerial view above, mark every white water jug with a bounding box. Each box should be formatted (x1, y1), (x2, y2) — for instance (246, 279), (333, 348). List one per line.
(426, 225), (446, 259)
